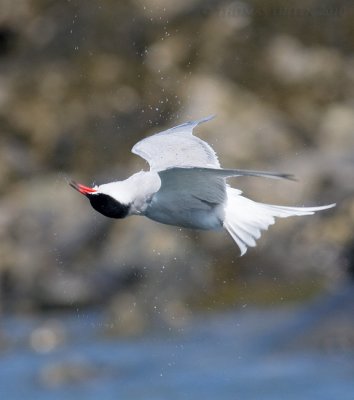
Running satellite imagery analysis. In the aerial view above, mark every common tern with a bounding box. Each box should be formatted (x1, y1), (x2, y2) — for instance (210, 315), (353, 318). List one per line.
(70, 116), (335, 255)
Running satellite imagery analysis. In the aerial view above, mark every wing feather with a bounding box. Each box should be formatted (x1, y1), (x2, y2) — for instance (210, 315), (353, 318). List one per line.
(156, 167), (227, 209)
(132, 116), (220, 171)
(133, 116), (295, 181)
(156, 166), (295, 211)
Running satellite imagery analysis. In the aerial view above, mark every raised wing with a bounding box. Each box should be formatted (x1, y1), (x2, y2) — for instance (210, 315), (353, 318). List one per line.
(132, 116), (220, 171)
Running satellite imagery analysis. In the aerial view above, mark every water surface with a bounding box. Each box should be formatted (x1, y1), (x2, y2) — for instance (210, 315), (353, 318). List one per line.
(1, 307), (353, 400)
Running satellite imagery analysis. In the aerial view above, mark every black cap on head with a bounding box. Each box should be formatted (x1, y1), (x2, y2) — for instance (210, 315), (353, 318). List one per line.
(88, 193), (130, 219)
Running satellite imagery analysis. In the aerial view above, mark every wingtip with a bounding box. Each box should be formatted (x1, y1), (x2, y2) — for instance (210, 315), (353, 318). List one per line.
(196, 114), (216, 125)
(323, 203), (336, 210)
(283, 173), (298, 182)
(239, 248), (247, 257)
(169, 114), (216, 133)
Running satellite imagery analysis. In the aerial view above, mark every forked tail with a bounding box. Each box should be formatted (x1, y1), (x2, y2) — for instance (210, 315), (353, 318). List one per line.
(223, 187), (335, 256)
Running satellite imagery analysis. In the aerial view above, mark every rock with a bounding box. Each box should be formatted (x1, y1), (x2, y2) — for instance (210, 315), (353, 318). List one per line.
(184, 75), (298, 164)
(0, 175), (109, 309)
(29, 320), (66, 353)
(266, 36), (344, 85)
(320, 105), (354, 152)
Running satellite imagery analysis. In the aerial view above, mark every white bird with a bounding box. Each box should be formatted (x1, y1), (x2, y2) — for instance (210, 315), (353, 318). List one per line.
(70, 116), (335, 255)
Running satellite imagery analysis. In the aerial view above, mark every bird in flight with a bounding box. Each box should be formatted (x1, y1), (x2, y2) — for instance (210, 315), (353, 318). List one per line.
(70, 116), (335, 255)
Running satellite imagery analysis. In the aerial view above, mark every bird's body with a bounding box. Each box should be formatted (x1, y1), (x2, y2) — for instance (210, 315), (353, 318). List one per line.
(70, 116), (335, 255)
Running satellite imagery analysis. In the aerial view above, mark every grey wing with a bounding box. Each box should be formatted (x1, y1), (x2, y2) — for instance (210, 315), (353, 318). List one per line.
(132, 116), (220, 171)
(156, 167), (230, 211)
(156, 166), (295, 211)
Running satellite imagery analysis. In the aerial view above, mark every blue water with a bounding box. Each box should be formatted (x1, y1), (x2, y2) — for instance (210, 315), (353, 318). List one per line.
(1, 308), (354, 400)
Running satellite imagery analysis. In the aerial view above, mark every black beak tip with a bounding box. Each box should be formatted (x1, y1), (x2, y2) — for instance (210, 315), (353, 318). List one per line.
(68, 179), (79, 191)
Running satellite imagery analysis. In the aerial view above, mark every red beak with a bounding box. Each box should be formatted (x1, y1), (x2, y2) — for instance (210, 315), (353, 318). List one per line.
(69, 180), (97, 195)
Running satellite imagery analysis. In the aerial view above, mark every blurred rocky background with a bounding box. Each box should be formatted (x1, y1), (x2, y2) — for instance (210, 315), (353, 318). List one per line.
(0, 0), (353, 338)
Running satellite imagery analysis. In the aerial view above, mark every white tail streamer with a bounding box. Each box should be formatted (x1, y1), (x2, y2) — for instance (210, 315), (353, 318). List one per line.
(223, 188), (335, 256)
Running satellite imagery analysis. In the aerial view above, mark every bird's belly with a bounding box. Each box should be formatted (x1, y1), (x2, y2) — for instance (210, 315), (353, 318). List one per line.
(144, 204), (224, 230)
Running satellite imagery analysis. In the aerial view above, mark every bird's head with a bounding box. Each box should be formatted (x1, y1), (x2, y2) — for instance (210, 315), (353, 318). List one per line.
(69, 180), (130, 219)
